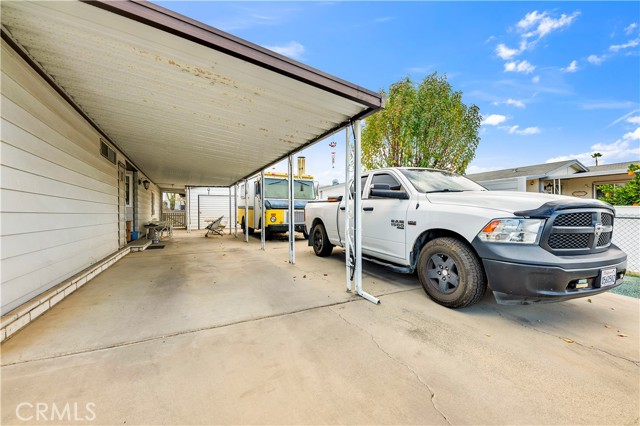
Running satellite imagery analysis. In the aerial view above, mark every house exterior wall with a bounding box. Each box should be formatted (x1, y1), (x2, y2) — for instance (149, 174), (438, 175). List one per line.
(318, 183), (345, 199)
(1, 42), (120, 314)
(526, 179), (540, 193)
(0, 41), (159, 314)
(136, 174), (161, 235)
(557, 173), (630, 198)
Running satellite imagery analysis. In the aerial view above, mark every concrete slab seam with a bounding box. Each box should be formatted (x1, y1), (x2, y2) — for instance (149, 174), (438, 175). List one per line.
(0, 289), (417, 367)
(328, 305), (453, 426)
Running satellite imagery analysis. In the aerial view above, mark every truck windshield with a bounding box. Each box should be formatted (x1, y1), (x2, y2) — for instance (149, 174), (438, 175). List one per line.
(400, 169), (486, 193)
(264, 178), (316, 200)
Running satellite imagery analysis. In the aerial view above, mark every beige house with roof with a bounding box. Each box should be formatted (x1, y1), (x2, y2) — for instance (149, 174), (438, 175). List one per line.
(467, 160), (638, 200)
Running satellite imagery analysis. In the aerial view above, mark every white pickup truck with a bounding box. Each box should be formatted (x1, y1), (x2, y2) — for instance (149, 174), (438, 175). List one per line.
(304, 167), (627, 308)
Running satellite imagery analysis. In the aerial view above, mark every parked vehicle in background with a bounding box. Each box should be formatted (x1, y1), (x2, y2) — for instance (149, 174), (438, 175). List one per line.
(305, 167), (628, 308)
(238, 171), (315, 239)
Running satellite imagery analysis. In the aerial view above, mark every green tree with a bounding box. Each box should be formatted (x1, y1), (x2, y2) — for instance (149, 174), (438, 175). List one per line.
(362, 73), (481, 173)
(597, 164), (639, 206)
(166, 192), (178, 210)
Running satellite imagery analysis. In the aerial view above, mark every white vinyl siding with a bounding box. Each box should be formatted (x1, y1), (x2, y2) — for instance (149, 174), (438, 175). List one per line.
(1, 42), (119, 314)
(135, 176), (161, 234)
(188, 187), (230, 230)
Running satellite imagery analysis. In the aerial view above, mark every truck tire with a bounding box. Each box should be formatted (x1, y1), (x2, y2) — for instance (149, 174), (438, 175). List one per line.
(417, 237), (486, 308)
(311, 223), (333, 257)
(240, 217), (254, 235)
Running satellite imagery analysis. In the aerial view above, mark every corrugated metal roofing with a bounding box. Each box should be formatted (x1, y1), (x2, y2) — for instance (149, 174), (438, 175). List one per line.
(1, 1), (383, 188)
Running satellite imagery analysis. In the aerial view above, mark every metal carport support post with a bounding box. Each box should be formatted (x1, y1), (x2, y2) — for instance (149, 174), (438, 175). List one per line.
(352, 120), (379, 304)
(344, 127), (352, 292)
(260, 170), (265, 250)
(234, 183), (238, 237)
(288, 155), (295, 264)
(244, 179), (249, 242)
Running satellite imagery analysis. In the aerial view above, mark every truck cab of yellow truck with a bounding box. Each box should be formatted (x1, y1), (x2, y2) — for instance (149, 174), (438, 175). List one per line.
(238, 172), (316, 240)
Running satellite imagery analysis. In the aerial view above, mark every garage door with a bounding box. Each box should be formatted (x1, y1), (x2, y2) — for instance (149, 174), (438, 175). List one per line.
(198, 195), (229, 230)
(480, 177), (522, 191)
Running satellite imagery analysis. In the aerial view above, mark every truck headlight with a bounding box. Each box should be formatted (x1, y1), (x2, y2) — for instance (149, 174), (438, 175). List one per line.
(478, 219), (544, 244)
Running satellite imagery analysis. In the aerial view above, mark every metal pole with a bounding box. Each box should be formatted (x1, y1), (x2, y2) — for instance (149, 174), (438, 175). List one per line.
(185, 186), (190, 233)
(288, 155), (295, 264)
(234, 184), (238, 237)
(260, 170), (265, 250)
(228, 186), (232, 235)
(344, 127), (352, 292)
(244, 179), (249, 243)
(354, 120), (379, 304)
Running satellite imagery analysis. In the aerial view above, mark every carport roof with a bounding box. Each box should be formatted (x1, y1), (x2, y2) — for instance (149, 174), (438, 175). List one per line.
(1, 0), (383, 188)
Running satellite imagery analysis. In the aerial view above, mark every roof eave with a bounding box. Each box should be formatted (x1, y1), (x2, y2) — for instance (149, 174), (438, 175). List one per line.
(84, 0), (384, 110)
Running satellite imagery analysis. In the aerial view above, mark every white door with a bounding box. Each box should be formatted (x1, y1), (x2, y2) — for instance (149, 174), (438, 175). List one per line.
(198, 195), (229, 229)
(361, 172), (410, 262)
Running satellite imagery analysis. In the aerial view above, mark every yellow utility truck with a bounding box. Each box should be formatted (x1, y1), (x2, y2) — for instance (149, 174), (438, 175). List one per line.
(238, 168), (316, 240)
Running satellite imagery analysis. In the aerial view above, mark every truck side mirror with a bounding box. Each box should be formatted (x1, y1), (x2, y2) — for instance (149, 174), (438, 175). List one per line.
(370, 184), (409, 200)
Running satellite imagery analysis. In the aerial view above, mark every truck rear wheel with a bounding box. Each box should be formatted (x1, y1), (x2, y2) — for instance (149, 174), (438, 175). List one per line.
(417, 237), (486, 308)
(311, 223), (333, 257)
(240, 217), (254, 235)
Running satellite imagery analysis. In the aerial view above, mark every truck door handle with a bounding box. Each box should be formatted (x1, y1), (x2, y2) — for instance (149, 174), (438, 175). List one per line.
(340, 206), (346, 211)
(363, 207), (374, 211)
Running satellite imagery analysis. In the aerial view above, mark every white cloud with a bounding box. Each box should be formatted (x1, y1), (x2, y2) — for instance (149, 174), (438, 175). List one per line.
(581, 100), (638, 110)
(493, 98), (526, 109)
(587, 54), (605, 65)
(623, 127), (640, 140)
(264, 41), (305, 59)
(546, 139), (640, 165)
(517, 11), (546, 31)
(517, 10), (580, 40)
(495, 43), (520, 60)
(494, 10), (579, 65)
(562, 60), (579, 73)
(482, 114), (507, 126)
(506, 99), (526, 108)
(609, 38), (640, 52)
(532, 75), (540, 83)
(607, 109), (640, 128)
(535, 12), (580, 38)
(625, 22), (638, 36)
(504, 60), (536, 74)
(505, 125), (541, 135)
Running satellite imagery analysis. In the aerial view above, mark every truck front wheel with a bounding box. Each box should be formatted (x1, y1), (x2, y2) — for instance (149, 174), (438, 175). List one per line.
(417, 238), (486, 308)
(311, 223), (333, 257)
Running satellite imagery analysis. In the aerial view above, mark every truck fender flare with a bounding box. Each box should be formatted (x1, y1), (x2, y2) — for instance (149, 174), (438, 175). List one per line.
(410, 229), (481, 272)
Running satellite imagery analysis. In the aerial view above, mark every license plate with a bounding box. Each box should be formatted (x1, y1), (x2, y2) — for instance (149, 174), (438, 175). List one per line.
(600, 268), (617, 287)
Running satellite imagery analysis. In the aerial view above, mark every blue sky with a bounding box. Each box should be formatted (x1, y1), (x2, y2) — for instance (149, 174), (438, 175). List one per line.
(158, 1), (640, 185)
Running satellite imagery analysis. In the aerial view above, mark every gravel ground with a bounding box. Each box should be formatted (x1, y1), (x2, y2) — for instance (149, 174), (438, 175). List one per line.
(611, 274), (640, 298)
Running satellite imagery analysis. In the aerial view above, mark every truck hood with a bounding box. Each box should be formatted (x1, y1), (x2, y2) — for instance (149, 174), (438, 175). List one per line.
(425, 191), (613, 216)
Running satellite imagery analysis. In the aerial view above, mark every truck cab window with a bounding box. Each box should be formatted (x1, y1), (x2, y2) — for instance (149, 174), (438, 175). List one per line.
(370, 173), (405, 196)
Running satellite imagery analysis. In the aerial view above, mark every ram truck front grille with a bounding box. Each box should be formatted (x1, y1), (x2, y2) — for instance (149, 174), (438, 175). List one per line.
(541, 209), (615, 255)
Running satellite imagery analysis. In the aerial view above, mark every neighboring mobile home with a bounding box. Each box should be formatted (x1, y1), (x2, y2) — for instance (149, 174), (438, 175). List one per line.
(467, 160), (638, 198)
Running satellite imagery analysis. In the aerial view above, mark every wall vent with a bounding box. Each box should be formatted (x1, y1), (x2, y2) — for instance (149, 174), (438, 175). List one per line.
(100, 139), (116, 164)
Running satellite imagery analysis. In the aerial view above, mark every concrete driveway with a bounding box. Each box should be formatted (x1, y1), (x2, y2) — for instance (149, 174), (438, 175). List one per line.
(2, 231), (638, 425)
